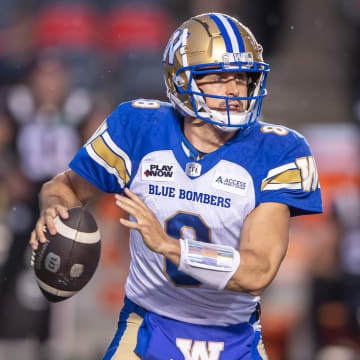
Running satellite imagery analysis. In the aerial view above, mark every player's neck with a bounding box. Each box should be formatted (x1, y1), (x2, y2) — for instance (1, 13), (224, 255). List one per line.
(183, 115), (237, 154)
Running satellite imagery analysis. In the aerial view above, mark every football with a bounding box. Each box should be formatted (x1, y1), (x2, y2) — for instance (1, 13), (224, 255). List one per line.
(33, 206), (101, 302)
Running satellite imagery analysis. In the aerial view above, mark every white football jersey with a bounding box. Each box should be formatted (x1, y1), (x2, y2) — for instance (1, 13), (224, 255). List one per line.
(70, 99), (322, 326)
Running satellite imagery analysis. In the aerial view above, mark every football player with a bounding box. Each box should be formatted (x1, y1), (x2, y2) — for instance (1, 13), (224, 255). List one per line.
(30, 13), (322, 359)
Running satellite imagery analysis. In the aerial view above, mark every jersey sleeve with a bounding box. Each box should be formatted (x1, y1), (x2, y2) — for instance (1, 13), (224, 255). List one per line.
(69, 102), (133, 194)
(257, 130), (323, 216)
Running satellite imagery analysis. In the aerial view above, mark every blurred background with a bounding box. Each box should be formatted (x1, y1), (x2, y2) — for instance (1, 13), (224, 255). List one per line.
(0, 0), (359, 359)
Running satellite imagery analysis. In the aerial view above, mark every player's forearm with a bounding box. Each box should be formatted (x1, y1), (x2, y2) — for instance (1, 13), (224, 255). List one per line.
(225, 202), (290, 295)
(162, 240), (281, 295)
(39, 171), (83, 211)
(225, 250), (281, 295)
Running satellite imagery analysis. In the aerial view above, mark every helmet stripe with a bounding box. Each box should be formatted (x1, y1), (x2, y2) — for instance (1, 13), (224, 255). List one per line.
(225, 16), (246, 52)
(210, 13), (245, 54)
(209, 14), (233, 52)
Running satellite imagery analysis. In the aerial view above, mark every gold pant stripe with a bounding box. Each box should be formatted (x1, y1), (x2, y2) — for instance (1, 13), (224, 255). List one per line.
(110, 312), (143, 360)
(256, 336), (268, 360)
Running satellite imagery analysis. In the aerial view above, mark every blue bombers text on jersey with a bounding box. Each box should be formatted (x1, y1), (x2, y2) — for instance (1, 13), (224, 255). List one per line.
(70, 99), (322, 326)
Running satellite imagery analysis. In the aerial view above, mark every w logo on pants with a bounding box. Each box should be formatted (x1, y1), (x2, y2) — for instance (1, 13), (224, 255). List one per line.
(176, 339), (224, 360)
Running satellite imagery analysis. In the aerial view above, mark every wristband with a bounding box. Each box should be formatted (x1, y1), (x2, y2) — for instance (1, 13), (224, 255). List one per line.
(178, 239), (240, 290)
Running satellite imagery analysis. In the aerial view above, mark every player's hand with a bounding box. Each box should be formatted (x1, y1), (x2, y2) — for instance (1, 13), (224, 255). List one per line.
(115, 188), (171, 254)
(29, 205), (69, 250)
